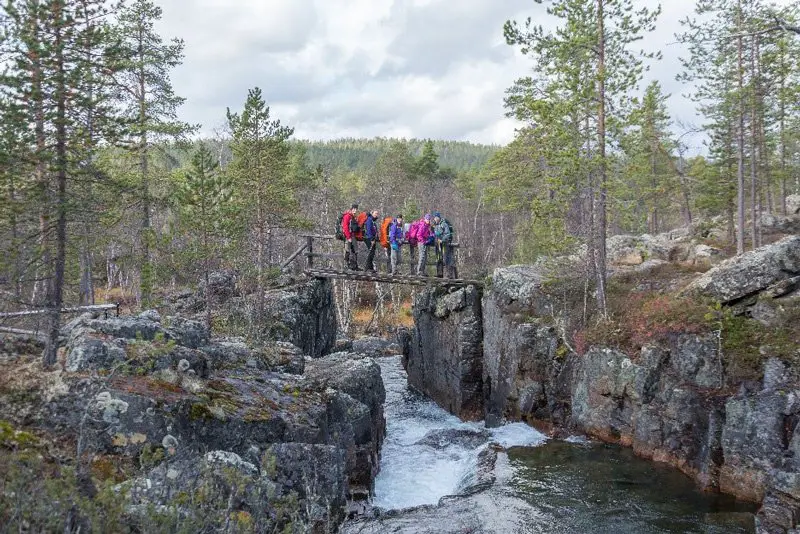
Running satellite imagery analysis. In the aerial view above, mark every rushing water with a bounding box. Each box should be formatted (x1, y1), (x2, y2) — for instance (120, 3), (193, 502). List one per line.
(353, 355), (758, 533)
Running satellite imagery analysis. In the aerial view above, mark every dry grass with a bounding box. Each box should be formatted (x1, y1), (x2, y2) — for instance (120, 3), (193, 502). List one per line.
(350, 299), (414, 335)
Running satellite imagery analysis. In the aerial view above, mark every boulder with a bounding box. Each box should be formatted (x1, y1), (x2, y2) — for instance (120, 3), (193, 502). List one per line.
(406, 285), (484, 421)
(351, 336), (402, 359)
(720, 389), (800, 501)
(125, 447), (342, 532)
(482, 287), (566, 428)
(761, 212), (800, 235)
(607, 234), (678, 265)
(690, 244), (723, 268)
(414, 428), (490, 449)
(199, 270), (237, 303)
(65, 334), (128, 372)
(490, 265), (546, 310)
(260, 278), (337, 357)
(305, 352), (386, 491)
(684, 235), (800, 303)
(787, 195), (800, 216)
(334, 337), (353, 352)
(266, 443), (348, 527)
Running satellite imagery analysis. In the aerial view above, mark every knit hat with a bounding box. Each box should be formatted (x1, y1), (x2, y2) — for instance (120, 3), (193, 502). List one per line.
(424, 213), (432, 221)
(433, 212), (441, 218)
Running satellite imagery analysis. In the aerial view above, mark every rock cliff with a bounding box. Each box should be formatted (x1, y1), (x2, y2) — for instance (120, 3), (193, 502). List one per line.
(405, 285), (484, 421)
(406, 236), (800, 533)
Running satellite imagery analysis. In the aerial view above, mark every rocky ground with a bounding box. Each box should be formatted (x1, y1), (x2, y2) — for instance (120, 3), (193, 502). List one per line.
(406, 204), (800, 533)
(0, 278), (386, 533)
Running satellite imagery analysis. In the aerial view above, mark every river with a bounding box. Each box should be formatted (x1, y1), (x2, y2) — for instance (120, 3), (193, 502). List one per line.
(343, 355), (758, 534)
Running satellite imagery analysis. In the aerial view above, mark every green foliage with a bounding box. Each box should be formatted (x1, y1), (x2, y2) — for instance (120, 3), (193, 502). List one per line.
(705, 302), (800, 381)
(617, 81), (683, 234)
(0, 421), (39, 450)
(296, 137), (497, 174)
(0, 451), (128, 533)
(115, 0), (197, 305)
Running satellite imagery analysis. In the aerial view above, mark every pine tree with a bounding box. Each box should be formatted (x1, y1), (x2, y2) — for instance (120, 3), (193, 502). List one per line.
(115, 0), (195, 307)
(2, 0), (123, 366)
(226, 87), (296, 324)
(415, 140), (440, 181)
(619, 82), (679, 234)
(504, 0), (660, 314)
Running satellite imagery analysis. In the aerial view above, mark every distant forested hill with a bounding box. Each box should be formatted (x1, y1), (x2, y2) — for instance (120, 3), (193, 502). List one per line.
(294, 138), (499, 173)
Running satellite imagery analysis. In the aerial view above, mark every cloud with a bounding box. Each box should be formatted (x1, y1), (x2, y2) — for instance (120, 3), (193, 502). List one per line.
(154, 0), (794, 151)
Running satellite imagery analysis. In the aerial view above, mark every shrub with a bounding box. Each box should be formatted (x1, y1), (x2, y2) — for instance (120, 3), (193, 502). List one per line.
(579, 293), (710, 356)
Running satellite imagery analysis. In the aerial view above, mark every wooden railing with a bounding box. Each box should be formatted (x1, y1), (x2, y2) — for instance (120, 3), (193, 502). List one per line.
(280, 234), (478, 287)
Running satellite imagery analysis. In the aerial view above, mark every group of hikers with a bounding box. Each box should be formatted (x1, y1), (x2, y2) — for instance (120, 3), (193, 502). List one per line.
(337, 203), (457, 279)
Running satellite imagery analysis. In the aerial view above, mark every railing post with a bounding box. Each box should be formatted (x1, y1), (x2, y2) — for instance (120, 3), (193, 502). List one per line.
(306, 236), (314, 269)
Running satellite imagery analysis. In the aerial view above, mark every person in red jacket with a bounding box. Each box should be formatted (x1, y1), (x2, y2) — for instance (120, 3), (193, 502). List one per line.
(342, 203), (361, 270)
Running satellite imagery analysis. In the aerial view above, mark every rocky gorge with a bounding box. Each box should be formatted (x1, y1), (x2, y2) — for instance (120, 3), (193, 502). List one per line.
(0, 277), (385, 533)
(2, 208), (800, 533)
(406, 230), (800, 533)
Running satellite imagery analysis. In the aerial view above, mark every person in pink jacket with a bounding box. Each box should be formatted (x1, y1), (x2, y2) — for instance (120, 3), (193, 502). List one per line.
(409, 214), (434, 275)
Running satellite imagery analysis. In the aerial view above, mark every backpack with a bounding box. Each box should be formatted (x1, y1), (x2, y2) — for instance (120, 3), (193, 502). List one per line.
(438, 218), (455, 243)
(355, 211), (368, 241)
(445, 218), (455, 242)
(379, 216), (393, 248)
(335, 212), (346, 241)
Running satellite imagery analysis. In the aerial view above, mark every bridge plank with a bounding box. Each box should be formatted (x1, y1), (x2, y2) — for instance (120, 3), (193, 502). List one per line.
(304, 268), (483, 287)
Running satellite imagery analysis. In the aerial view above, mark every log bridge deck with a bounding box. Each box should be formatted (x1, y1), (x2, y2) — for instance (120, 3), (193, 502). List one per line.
(283, 234), (482, 288)
(304, 268), (482, 287)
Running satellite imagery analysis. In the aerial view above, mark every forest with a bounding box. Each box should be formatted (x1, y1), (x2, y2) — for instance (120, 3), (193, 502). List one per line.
(1, 0), (799, 365)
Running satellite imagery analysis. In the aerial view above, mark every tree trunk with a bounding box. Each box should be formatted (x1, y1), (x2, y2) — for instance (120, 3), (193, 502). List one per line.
(749, 34), (759, 249)
(735, 0), (745, 255)
(138, 27), (151, 308)
(779, 59), (787, 215)
(32, 18), (51, 307)
(45, 7), (67, 368)
(8, 174), (22, 301)
(595, 0), (608, 315)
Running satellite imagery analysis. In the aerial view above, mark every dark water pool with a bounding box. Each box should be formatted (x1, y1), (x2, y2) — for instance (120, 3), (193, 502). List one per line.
(507, 441), (757, 534)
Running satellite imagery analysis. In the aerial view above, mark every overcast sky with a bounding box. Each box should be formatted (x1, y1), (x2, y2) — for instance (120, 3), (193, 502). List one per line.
(154, 0), (790, 153)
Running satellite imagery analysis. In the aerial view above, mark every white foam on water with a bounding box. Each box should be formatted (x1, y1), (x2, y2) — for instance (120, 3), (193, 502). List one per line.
(565, 434), (590, 444)
(372, 356), (548, 511)
(487, 422), (548, 448)
(372, 356), (479, 509)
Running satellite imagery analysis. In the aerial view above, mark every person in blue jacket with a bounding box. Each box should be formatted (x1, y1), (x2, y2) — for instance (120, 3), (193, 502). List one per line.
(388, 214), (405, 275)
(363, 209), (379, 272)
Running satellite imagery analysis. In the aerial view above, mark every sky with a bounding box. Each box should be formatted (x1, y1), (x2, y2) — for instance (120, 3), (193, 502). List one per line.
(153, 0), (787, 153)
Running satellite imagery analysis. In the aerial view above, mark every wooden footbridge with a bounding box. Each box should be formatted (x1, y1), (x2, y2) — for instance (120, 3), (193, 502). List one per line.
(282, 234), (483, 288)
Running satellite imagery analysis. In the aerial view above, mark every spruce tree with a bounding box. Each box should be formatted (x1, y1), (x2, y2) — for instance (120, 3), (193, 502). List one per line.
(175, 145), (236, 330)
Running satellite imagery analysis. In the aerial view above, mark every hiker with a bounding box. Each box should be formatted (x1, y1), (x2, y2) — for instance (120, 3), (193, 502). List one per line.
(341, 203), (360, 270)
(405, 216), (421, 275)
(363, 209), (379, 272)
(433, 212), (456, 279)
(378, 214), (394, 273)
(414, 214), (435, 276)
(388, 214), (405, 275)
